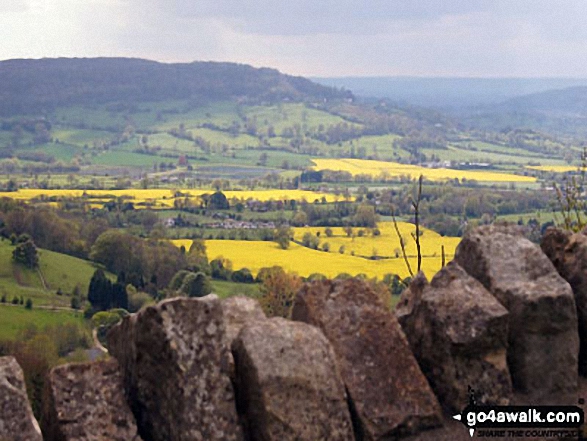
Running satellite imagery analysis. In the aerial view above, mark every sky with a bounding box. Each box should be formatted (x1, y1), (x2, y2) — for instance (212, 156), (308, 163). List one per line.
(2, 0), (587, 78)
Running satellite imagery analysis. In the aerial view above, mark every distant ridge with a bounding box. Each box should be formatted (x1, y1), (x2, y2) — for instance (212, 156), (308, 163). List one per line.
(0, 58), (352, 116)
(313, 76), (587, 108)
(498, 86), (587, 115)
(459, 86), (587, 136)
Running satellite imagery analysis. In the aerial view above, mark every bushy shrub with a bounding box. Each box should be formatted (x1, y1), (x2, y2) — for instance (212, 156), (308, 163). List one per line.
(301, 232), (319, 250)
(259, 266), (302, 319)
(231, 268), (254, 284)
(168, 270), (191, 291)
(179, 272), (212, 298)
(210, 257), (233, 280)
(306, 273), (327, 282)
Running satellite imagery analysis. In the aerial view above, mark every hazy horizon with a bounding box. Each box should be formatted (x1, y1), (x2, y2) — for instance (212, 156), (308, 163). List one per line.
(3, 56), (587, 82)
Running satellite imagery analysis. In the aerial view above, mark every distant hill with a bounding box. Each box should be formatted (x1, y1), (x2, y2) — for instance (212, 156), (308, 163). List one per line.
(0, 58), (351, 116)
(313, 77), (587, 109)
(497, 86), (587, 115)
(459, 86), (587, 136)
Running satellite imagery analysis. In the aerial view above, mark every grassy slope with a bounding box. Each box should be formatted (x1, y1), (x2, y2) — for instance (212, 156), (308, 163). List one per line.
(39, 248), (107, 294)
(0, 304), (84, 340)
(0, 240), (107, 307)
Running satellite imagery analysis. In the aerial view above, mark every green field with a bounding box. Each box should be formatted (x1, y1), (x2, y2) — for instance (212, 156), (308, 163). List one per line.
(141, 133), (197, 153)
(152, 101), (241, 131)
(244, 103), (360, 133)
(211, 280), (261, 299)
(444, 144), (569, 166)
(339, 134), (404, 158)
(91, 150), (161, 167)
(28, 143), (80, 162)
(497, 210), (558, 224)
(0, 304), (85, 340)
(52, 129), (116, 147)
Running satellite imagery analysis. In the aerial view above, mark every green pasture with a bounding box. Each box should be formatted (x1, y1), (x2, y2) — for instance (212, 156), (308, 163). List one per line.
(0, 305), (85, 340)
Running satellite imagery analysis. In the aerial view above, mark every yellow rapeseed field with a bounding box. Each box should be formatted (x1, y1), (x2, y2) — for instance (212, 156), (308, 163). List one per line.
(525, 165), (579, 173)
(0, 188), (347, 208)
(172, 221), (460, 279)
(312, 158), (536, 183)
(175, 240), (447, 279)
(219, 190), (347, 203)
(293, 222), (460, 260)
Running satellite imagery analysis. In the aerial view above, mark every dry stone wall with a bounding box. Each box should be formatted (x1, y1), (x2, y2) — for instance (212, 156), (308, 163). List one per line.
(232, 317), (354, 440)
(292, 278), (443, 439)
(396, 262), (512, 413)
(542, 227), (587, 375)
(3, 225), (587, 440)
(106, 295), (243, 441)
(0, 356), (42, 441)
(455, 224), (579, 405)
(44, 359), (142, 441)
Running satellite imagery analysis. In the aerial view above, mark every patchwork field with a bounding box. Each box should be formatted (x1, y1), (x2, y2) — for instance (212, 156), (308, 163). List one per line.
(311, 158), (537, 182)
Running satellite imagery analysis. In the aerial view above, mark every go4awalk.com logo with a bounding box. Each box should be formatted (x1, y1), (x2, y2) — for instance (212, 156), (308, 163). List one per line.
(453, 389), (584, 438)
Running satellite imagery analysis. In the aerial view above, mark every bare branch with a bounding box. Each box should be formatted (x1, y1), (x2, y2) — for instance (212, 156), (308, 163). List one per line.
(392, 209), (413, 277)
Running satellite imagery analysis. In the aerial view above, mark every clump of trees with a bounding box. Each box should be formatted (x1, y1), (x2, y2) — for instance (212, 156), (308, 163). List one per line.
(91, 308), (129, 344)
(2, 207), (86, 258)
(353, 203), (378, 228)
(12, 234), (39, 269)
(87, 269), (128, 313)
(203, 191), (230, 210)
(90, 230), (188, 290)
(274, 226), (292, 249)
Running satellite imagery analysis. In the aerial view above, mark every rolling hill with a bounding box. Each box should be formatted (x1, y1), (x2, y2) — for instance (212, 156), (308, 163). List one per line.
(0, 58), (352, 116)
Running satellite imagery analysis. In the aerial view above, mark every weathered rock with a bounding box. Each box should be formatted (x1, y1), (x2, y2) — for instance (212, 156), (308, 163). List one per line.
(292, 279), (442, 440)
(455, 224), (579, 405)
(222, 296), (266, 381)
(541, 227), (571, 270)
(107, 295), (244, 441)
(222, 296), (266, 344)
(44, 359), (142, 441)
(0, 356), (42, 441)
(232, 317), (354, 441)
(396, 263), (512, 413)
(542, 227), (587, 375)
